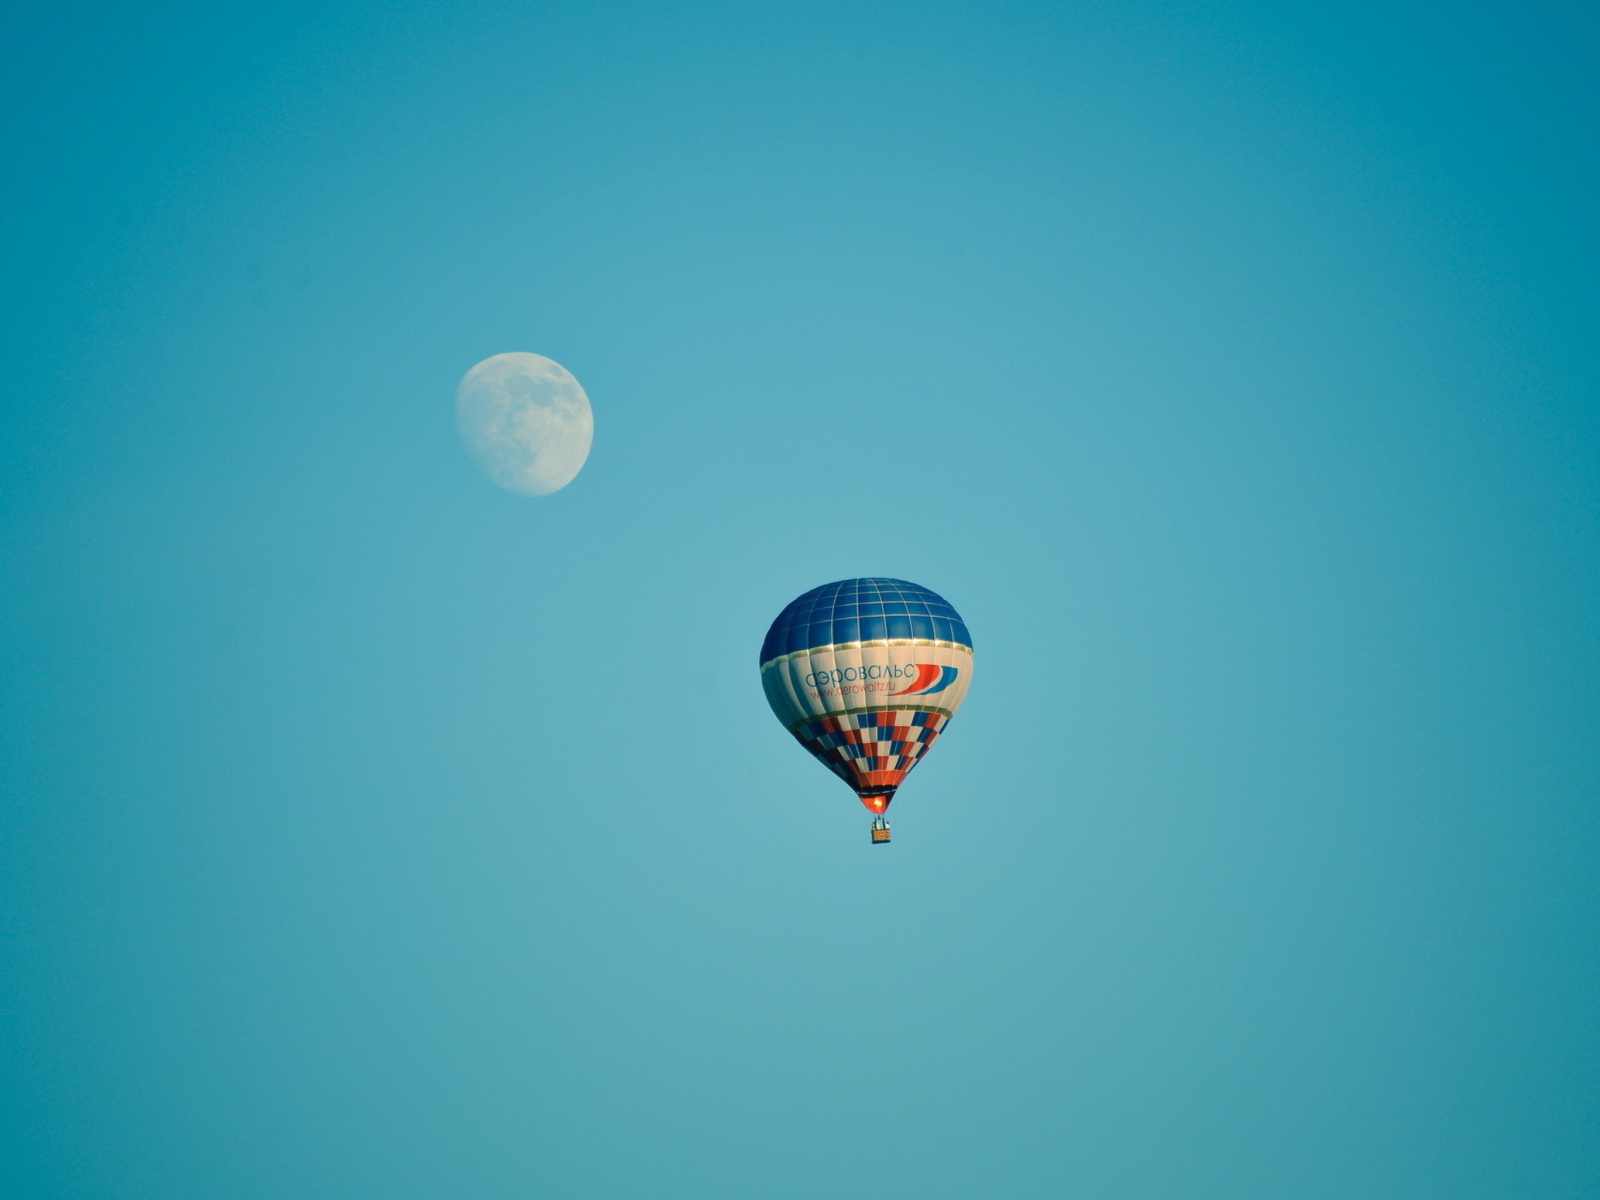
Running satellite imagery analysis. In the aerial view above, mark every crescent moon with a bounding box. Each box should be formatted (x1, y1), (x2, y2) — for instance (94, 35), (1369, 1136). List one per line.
(456, 352), (594, 496)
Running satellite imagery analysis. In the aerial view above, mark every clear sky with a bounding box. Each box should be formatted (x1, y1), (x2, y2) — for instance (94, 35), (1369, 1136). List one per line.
(2, 2), (1597, 1197)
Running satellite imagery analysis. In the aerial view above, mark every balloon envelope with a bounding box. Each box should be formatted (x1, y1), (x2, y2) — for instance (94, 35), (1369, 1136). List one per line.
(760, 578), (974, 813)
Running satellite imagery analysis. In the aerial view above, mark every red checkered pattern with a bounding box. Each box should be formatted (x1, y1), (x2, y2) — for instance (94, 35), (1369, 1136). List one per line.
(791, 710), (951, 796)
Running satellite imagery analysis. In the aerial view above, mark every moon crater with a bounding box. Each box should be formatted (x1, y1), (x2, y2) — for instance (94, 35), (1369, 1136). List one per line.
(456, 352), (593, 496)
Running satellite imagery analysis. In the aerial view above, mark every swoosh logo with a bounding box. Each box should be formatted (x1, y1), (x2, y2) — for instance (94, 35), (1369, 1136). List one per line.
(889, 665), (959, 696)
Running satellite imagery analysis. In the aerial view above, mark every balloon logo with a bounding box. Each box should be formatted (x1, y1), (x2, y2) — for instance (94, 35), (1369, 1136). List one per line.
(889, 665), (959, 696)
(759, 578), (974, 826)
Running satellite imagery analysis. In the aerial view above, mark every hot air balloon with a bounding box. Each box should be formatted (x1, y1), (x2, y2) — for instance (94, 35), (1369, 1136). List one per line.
(760, 578), (973, 843)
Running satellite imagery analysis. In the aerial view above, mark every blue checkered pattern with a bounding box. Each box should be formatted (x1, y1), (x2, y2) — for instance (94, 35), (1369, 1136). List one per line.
(793, 710), (951, 787)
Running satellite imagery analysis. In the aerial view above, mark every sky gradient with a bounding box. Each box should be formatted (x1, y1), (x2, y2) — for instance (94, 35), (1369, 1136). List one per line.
(3, 2), (1597, 1197)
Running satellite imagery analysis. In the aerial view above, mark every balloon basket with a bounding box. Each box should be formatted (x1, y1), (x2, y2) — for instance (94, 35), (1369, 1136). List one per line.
(870, 816), (891, 845)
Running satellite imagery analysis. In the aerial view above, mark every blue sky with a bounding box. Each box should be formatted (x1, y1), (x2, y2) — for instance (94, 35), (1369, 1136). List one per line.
(2, 2), (1597, 1197)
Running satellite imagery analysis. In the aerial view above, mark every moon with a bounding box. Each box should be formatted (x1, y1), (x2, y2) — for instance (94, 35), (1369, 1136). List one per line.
(456, 352), (594, 496)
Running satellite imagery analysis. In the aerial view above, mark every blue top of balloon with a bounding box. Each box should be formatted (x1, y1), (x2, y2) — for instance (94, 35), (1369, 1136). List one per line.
(760, 578), (972, 664)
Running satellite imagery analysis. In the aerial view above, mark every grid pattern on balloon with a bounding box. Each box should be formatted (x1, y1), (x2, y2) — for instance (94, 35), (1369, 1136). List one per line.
(791, 710), (951, 790)
(760, 578), (973, 665)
